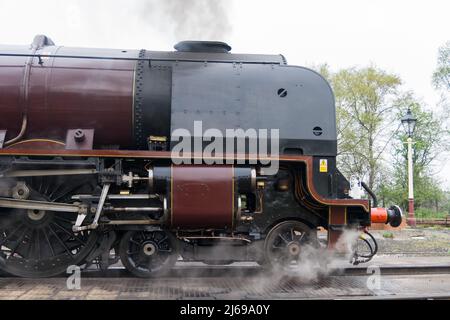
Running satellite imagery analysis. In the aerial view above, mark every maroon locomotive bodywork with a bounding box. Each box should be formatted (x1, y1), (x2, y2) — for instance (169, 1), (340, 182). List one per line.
(0, 41), (137, 148)
(171, 165), (234, 229)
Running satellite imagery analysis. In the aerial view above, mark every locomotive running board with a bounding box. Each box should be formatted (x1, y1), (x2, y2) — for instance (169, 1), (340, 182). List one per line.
(0, 149), (370, 211)
(0, 197), (83, 213)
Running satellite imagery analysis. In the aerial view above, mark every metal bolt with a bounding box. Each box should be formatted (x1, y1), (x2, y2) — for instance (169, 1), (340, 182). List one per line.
(277, 88), (288, 98)
(74, 129), (85, 142)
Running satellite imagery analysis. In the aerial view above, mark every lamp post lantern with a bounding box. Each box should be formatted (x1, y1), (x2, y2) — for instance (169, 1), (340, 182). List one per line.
(401, 108), (417, 227)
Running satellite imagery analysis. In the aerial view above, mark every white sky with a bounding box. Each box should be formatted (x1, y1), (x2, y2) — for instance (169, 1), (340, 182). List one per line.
(0, 0), (449, 187)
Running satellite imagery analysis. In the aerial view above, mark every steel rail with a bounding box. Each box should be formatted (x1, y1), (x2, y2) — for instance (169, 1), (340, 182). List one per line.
(2, 263), (444, 279)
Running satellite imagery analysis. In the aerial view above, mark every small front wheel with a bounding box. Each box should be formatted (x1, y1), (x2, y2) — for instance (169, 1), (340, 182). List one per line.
(264, 221), (318, 270)
(119, 229), (179, 278)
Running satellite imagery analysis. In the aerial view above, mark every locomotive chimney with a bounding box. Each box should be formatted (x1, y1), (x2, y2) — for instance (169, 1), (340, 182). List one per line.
(174, 41), (231, 53)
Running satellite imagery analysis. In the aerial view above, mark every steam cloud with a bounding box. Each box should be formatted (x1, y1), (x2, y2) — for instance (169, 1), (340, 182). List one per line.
(288, 229), (360, 281)
(138, 0), (233, 41)
(145, 229), (364, 299)
(249, 229), (361, 289)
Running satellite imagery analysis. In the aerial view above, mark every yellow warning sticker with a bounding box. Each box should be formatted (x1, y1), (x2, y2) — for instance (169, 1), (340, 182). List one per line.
(319, 159), (328, 172)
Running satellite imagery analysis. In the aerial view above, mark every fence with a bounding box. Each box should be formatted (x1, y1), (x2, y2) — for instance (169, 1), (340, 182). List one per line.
(415, 215), (450, 227)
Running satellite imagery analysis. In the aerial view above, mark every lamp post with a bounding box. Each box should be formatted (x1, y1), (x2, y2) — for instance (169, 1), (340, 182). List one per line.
(401, 108), (417, 227)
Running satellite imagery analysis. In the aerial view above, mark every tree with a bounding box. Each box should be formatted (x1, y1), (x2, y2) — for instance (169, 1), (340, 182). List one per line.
(379, 96), (448, 211)
(330, 66), (402, 191)
(316, 64), (447, 213)
(432, 41), (450, 91)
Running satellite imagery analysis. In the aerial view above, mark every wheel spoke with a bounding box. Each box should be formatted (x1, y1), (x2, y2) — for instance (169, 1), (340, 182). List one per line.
(48, 225), (74, 257)
(54, 216), (74, 224)
(0, 224), (23, 247)
(298, 232), (306, 243)
(48, 183), (64, 201)
(36, 229), (41, 260)
(26, 230), (34, 258)
(51, 222), (86, 245)
(43, 180), (52, 196)
(147, 258), (155, 270)
(278, 233), (289, 244)
(38, 178), (43, 194)
(52, 183), (84, 202)
(43, 227), (56, 256)
(157, 235), (168, 245)
(8, 227), (28, 258)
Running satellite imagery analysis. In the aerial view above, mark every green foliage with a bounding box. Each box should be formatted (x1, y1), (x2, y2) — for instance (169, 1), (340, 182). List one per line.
(396, 41), (450, 216)
(382, 232), (394, 239)
(440, 192), (450, 212)
(315, 62), (449, 218)
(379, 97), (448, 211)
(329, 65), (402, 190)
(432, 41), (450, 91)
(380, 174), (444, 211)
(414, 208), (448, 219)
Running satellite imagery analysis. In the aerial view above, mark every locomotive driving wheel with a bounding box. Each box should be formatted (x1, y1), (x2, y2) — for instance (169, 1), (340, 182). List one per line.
(0, 176), (99, 278)
(119, 229), (178, 278)
(264, 220), (318, 270)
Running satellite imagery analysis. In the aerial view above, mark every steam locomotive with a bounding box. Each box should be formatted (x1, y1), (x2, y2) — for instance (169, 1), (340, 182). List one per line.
(0, 35), (402, 278)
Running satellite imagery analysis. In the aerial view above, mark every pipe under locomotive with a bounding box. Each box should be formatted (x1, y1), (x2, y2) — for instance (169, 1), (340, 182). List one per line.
(0, 35), (402, 278)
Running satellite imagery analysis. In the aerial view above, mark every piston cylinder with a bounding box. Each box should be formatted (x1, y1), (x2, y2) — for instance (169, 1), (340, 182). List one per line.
(149, 165), (256, 229)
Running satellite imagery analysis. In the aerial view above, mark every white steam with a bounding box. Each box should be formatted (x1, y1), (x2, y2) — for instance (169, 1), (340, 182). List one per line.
(253, 229), (361, 289)
(138, 0), (233, 41)
(288, 229), (360, 281)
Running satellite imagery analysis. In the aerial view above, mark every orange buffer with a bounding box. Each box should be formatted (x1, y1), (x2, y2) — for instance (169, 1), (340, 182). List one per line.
(371, 205), (403, 227)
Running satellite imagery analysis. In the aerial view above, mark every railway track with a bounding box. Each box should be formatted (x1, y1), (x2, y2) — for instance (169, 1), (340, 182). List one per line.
(1, 262), (450, 278)
(78, 263), (450, 278)
(0, 262), (449, 300)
